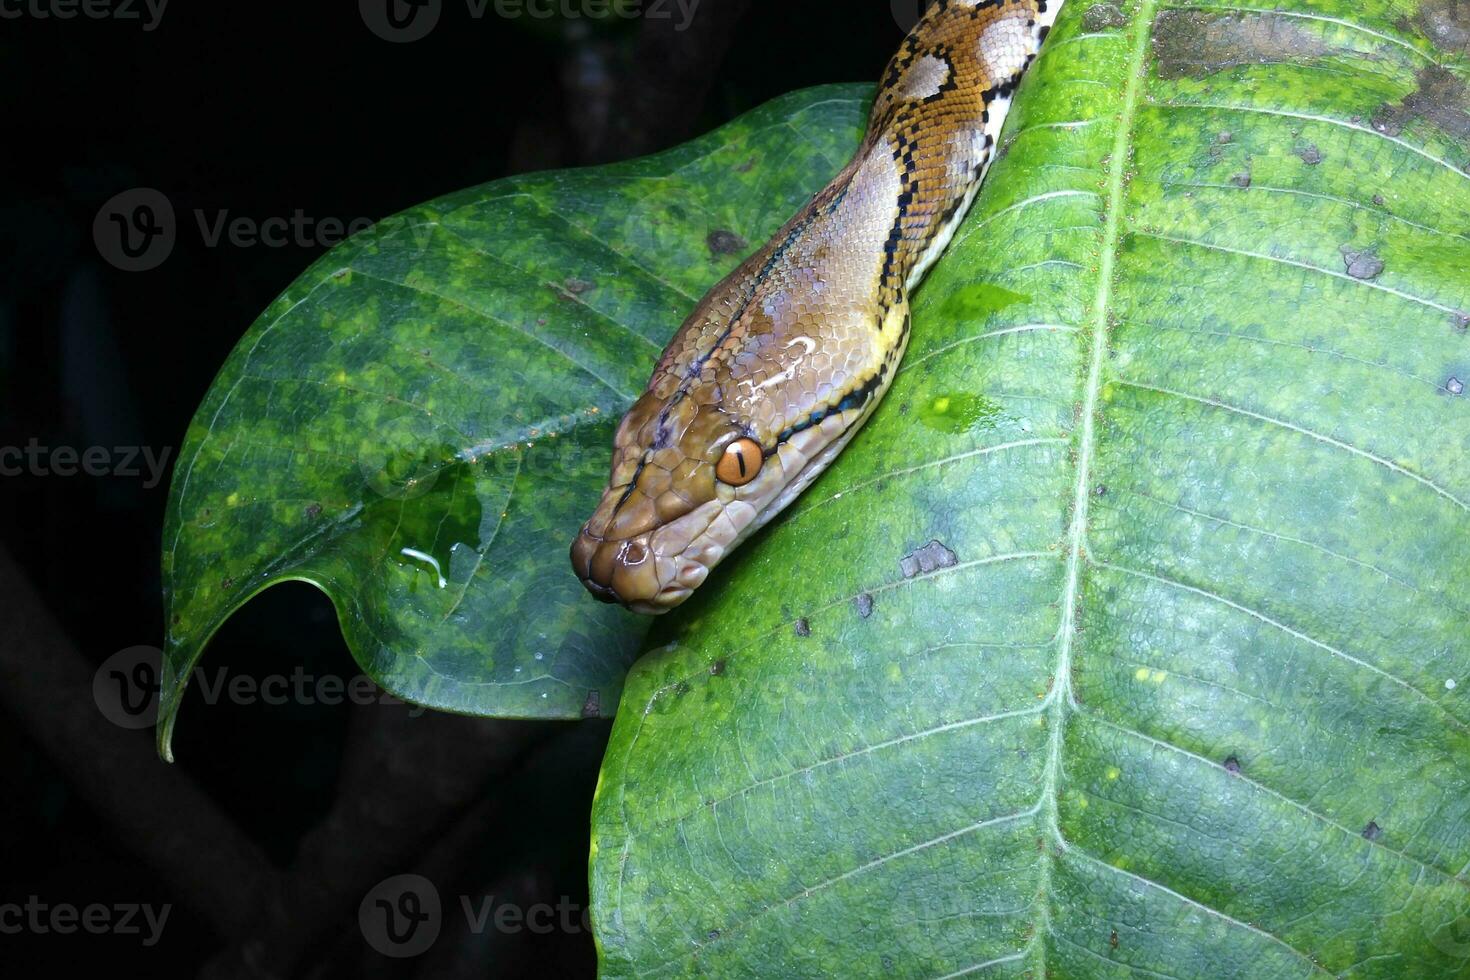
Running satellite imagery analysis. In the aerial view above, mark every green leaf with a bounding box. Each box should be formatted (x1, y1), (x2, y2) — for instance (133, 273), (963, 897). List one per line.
(591, 1), (1470, 975)
(158, 86), (872, 759)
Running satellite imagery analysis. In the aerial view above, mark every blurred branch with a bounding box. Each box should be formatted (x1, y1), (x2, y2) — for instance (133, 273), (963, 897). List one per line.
(404, 721), (609, 979)
(0, 545), (569, 973)
(0, 545), (278, 939)
(200, 707), (554, 979)
(276, 720), (612, 979)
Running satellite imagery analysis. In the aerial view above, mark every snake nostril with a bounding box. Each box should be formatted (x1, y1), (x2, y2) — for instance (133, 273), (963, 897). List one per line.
(620, 541), (648, 565)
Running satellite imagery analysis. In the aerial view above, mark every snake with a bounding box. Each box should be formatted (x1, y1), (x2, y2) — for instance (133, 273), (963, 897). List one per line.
(572, 0), (1062, 614)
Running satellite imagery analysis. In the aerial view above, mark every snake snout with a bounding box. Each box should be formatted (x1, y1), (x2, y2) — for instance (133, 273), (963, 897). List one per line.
(571, 527), (661, 606)
(570, 497), (729, 614)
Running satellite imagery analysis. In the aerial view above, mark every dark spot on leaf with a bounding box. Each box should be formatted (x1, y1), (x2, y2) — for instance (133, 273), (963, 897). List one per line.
(1297, 143), (1323, 164)
(709, 659), (726, 676)
(901, 540), (959, 578)
(1341, 246), (1385, 280)
(564, 277), (594, 295)
(674, 680), (691, 697)
(1230, 171), (1252, 188)
(1083, 2), (1126, 31)
(1224, 755), (1242, 774)
(854, 593), (875, 619)
(706, 229), (748, 256)
(1374, 68), (1470, 143)
(1372, 104), (1405, 137)
(794, 618), (812, 638)
(1110, 929), (1120, 949)
(1455, 313), (1470, 333)
(735, 157), (756, 173)
(1153, 11), (1330, 80)
(305, 503), (322, 519)
(1410, 0), (1470, 55)
(1372, 194), (1386, 207)
(707, 929), (721, 941)
(1095, 484), (1108, 497)
(1447, 376), (1465, 396)
(222, 577), (234, 589)
(581, 690), (601, 719)
(1363, 820), (1384, 841)
(1216, 130), (1233, 144)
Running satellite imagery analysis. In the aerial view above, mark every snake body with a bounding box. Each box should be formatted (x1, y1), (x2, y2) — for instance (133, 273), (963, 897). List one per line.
(573, 0), (1061, 613)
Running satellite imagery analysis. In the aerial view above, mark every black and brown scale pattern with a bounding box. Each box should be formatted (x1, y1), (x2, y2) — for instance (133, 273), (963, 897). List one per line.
(573, 0), (1062, 613)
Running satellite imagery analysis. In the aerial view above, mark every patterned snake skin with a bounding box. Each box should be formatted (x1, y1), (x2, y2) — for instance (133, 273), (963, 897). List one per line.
(572, 0), (1062, 613)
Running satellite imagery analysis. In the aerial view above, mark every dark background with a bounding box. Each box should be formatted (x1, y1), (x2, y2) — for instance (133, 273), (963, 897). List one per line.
(0, 1), (909, 976)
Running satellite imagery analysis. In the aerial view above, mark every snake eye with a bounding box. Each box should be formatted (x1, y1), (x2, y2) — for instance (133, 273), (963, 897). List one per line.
(716, 438), (764, 487)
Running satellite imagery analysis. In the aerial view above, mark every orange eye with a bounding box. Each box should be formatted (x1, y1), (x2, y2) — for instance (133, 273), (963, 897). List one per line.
(716, 438), (764, 486)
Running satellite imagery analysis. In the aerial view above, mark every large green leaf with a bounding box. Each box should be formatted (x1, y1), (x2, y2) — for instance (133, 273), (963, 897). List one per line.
(591, 0), (1470, 975)
(158, 87), (871, 759)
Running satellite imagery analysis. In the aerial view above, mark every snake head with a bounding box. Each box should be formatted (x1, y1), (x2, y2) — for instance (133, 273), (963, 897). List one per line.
(571, 384), (754, 614)
(570, 353), (878, 614)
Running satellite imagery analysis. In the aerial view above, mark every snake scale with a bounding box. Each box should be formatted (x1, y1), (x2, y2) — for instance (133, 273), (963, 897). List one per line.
(573, 0), (1062, 613)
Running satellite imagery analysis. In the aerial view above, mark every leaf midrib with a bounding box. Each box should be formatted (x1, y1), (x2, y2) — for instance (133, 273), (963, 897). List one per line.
(1033, 0), (1159, 967)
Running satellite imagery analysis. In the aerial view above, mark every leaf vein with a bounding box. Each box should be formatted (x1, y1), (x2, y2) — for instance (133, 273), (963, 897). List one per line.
(1115, 378), (1470, 513)
(1095, 560), (1467, 732)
